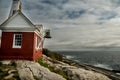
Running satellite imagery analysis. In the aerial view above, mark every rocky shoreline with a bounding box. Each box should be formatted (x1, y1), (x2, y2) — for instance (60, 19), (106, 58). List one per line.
(0, 49), (120, 80)
(42, 49), (120, 80)
(62, 56), (120, 80)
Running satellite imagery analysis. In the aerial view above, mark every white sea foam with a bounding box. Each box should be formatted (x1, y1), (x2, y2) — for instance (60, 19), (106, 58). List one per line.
(94, 63), (113, 70)
(116, 73), (120, 75)
(74, 59), (79, 62)
(66, 55), (75, 59)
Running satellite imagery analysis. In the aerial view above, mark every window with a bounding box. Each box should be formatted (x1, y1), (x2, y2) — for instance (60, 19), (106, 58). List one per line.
(13, 34), (22, 48)
(0, 30), (1, 48)
(36, 37), (42, 50)
(0, 38), (1, 48)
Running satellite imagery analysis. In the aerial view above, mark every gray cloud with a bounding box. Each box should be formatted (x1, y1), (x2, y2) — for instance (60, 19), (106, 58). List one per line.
(40, 0), (69, 9)
(0, 0), (11, 24)
(110, 0), (120, 7)
(66, 9), (86, 19)
(99, 11), (117, 20)
(0, 0), (11, 8)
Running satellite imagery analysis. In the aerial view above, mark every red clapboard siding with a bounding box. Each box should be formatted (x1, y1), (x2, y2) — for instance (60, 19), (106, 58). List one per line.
(33, 33), (42, 61)
(0, 32), (34, 60)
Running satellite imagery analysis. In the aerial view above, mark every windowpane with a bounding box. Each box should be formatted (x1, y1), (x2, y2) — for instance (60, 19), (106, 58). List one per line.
(13, 34), (22, 48)
(36, 37), (42, 50)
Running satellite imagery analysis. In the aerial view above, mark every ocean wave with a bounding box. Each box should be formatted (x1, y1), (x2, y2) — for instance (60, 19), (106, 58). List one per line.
(94, 63), (113, 70)
(116, 73), (120, 75)
(65, 55), (75, 59)
(74, 59), (79, 62)
(61, 51), (120, 70)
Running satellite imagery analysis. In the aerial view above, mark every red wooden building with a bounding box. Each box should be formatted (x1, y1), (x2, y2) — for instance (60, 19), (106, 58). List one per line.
(0, 0), (50, 61)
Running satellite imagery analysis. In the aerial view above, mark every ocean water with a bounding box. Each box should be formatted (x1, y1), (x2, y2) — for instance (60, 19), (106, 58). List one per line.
(57, 51), (120, 70)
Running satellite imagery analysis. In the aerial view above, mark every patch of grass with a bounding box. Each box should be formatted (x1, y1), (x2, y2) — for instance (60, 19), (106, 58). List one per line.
(37, 49), (70, 79)
(37, 58), (49, 68)
(0, 71), (8, 75)
(13, 71), (21, 80)
(47, 66), (55, 72)
(54, 69), (68, 79)
(0, 62), (3, 66)
(41, 62), (49, 68)
(10, 61), (17, 67)
(0, 61), (20, 80)
(0, 71), (8, 79)
(34, 76), (39, 80)
(37, 57), (68, 79)
(37, 58), (43, 64)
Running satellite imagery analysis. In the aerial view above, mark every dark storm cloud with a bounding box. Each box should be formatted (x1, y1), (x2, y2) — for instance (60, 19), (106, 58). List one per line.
(20, 0), (87, 20)
(66, 9), (86, 19)
(21, 0), (67, 20)
(22, 0), (68, 10)
(40, 0), (69, 9)
(110, 0), (120, 7)
(0, 0), (11, 8)
(99, 11), (117, 20)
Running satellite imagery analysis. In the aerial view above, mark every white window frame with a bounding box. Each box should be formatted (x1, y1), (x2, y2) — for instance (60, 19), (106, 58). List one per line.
(13, 34), (22, 48)
(36, 37), (42, 50)
(0, 30), (2, 48)
(0, 38), (1, 48)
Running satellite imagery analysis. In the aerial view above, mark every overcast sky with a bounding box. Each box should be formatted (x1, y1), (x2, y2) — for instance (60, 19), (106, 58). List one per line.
(1, 0), (120, 51)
